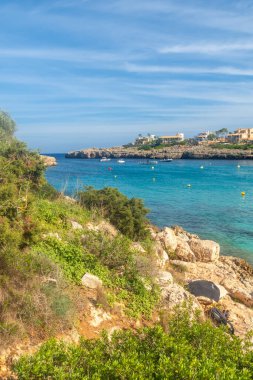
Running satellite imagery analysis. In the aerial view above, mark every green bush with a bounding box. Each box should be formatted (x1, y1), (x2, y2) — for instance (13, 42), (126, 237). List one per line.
(77, 187), (150, 240)
(13, 309), (253, 379)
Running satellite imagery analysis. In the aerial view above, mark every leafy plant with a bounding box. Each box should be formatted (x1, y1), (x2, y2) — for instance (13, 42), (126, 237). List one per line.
(77, 186), (150, 240)
(13, 309), (253, 379)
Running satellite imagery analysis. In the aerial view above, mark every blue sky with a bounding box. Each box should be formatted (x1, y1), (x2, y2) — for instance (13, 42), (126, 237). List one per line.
(1, 0), (253, 152)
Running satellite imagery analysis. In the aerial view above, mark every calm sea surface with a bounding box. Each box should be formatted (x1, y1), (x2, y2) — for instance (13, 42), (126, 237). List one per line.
(46, 154), (253, 264)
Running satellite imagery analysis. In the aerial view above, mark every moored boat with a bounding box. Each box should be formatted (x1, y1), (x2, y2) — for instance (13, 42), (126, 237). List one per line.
(100, 157), (111, 162)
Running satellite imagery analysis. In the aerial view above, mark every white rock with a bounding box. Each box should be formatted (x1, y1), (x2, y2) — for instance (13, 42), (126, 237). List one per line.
(155, 271), (173, 287)
(81, 273), (102, 289)
(161, 283), (200, 313)
(89, 306), (112, 327)
(70, 220), (83, 230)
(189, 239), (220, 262)
(157, 227), (178, 251)
(154, 241), (169, 268)
(42, 232), (61, 240)
(131, 242), (146, 254)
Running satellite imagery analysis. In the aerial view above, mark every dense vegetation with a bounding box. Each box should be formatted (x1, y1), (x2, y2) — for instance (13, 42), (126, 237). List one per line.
(0, 112), (158, 350)
(14, 309), (253, 379)
(77, 186), (150, 240)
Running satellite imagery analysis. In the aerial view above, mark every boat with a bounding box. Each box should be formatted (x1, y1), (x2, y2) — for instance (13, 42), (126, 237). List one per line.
(117, 159), (125, 163)
(160, 158), (173, 162)
(100, 157), (111, 162)
(140, 159), (158, 165)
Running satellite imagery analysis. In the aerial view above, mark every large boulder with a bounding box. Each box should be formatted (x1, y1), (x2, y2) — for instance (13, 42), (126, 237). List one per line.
(81, 273), (102, 289)
(221, 278), (253, 307)
(189, 238), (220, 262)
(160, 283), (202, 315)
(155, 271), (173, 288)
(175, 238), (196, 262)
(153, 241), (169, 268)
(157, 227), (177, 251)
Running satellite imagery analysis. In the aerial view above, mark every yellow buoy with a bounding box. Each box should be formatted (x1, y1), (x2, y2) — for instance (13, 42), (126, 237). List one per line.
(241, 191), (245, 196)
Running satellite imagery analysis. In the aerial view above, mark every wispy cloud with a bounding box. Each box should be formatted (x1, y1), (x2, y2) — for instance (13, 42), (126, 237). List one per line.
(159, 42), (253, 54)
(125, 63), (253, 76)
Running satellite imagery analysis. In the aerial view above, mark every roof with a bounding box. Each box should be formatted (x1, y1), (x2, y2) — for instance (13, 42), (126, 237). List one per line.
(160, 135), (181, 139)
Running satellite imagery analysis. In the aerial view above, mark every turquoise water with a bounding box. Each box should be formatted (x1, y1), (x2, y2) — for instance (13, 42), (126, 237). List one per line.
(46, 155), (253, 263)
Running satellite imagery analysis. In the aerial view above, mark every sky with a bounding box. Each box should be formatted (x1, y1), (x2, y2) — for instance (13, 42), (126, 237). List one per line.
(1, 0), (253, 152)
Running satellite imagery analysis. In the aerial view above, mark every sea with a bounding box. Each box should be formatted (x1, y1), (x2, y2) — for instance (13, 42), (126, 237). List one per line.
(45, 154), (253, 264)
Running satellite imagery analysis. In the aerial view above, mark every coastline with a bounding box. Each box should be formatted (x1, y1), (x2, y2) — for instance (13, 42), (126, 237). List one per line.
(65, 145), (253, 160)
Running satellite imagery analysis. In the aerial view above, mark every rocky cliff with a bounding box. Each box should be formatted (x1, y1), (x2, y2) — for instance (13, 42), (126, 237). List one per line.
(40, 155), (57, 166)
(65, 146), (253, 160)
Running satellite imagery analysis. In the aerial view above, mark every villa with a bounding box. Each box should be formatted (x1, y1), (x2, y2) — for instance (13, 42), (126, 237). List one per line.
(159, 133), (184, 144)
(227, 128), (253, 143)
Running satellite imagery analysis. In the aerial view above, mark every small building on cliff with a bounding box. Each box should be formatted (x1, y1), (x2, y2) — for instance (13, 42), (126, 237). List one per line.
(159, 133), (184, 144)
(227, 128), (253, 143)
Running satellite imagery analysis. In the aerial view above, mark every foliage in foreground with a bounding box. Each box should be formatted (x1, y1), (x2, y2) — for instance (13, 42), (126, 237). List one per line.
(0, 113), (75, 344)
(77, 186), (150, 240)
(14, 309), (253, 380)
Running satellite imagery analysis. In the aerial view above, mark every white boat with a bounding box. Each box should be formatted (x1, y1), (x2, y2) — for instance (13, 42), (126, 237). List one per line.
(117, 159), (125, 163)
(100, 157), (111, 162)
(140, 159), (158, 165)
(160, 158), (173, 162)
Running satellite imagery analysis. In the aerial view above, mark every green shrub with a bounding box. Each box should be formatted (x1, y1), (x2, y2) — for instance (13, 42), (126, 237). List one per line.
(13, 310), (253, 379)
(77, 187), (149, 240)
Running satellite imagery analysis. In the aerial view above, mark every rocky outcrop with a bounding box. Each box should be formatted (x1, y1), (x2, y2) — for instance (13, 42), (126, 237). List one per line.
(152, 225), (220, 263)
(40, 155), (57, 166)
(65, 145), (253, 160)
(70, 220), (83, 230)
(85, 221), (118, 238)
(168, 255), (253, 335)
(81, 273), (102, 289)
(188, 239), (220, 262)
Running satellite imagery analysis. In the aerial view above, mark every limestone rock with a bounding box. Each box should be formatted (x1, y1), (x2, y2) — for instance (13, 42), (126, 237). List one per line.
(221, 279), (253, 307)
(86, 221), (117, 238)
(161, 283), (201, 313)
(131, 242), (146, 254)
(70, 220), (83, 230)
(175, 238), (196, 262)
(189, 238), (220, 262)
(153, 241), (169, 268)
(42, 232), (61, 240)
(157, 227), (177, 251)
(81, 273), (102, 289)
(155, 271), (173, 288)
(40, 155), (57, 167)
(89, 306), (112, 327)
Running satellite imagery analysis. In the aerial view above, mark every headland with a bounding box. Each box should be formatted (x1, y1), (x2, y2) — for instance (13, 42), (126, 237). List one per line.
(65, 145), (253, 160)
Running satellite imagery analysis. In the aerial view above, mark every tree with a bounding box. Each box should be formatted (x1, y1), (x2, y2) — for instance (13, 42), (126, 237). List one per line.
(77, 187), (150, 240)
(216, 128), (228, 138)
(0, 111), (16, 140)
(207, 133), (216, 141)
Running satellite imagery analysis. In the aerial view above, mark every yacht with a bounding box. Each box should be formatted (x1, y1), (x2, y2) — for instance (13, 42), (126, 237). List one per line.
(160, 158), (173, 162)
(100, 157), (111, 162)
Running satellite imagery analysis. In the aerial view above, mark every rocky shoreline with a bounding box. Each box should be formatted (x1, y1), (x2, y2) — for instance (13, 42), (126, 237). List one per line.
(40, 155), (57, 166)
(65, 145), (253, 160)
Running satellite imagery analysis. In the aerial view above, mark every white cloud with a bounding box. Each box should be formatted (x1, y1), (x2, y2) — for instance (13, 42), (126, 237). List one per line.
(159, 42), (253, 54)
(125, 63), (253, 76)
